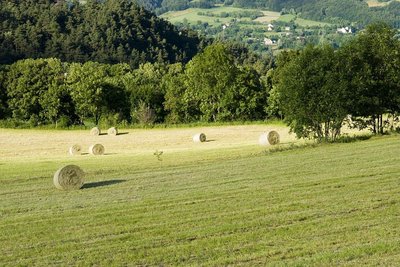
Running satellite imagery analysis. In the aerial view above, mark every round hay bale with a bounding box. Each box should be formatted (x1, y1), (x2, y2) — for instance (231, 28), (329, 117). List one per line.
(90, 127), (101, 136)
(53, 165), (84, 190)
(89, 144), (105, 155)
(107, 127), (118, 136)
(193, 133), (206, 143)
(69, 144), (82, 155)
(258, 132), (269, 146)
(267, 130), (280, 145)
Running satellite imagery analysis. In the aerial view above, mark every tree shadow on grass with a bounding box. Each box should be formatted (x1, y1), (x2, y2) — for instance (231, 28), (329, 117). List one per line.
(82, 179), (126, 189)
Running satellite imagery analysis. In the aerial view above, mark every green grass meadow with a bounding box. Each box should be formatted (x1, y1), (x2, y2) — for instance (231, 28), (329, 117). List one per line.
(161, 6), (331, 29)
(1, 128), (400, 265)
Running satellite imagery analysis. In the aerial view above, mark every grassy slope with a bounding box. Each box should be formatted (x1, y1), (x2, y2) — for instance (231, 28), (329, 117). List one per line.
(161, 7), (253, 26)
(0, 127), (399, 265)
(366, 0), (400, 7)
(277, 14), (331, 27)
(161, 6), (331, 28)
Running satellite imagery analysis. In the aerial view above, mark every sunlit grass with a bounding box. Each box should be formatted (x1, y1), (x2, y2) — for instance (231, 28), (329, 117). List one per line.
(0, 128), (399, 265)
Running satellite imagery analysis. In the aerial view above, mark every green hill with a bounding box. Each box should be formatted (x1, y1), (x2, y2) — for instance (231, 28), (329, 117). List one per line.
(0, 1), (201, 66)
(143, 0), (400, 27)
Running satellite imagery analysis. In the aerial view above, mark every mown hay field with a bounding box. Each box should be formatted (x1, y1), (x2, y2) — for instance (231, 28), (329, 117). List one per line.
(0, 125), (399, 266)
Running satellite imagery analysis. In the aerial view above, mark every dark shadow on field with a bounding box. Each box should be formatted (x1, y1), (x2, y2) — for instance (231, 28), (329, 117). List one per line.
(80, 152), (117, 156)
(205, 139), (216, 142)
(82, 179), (126, 189)
(99, 133), (108, 136)
(117, 132), (129, 135)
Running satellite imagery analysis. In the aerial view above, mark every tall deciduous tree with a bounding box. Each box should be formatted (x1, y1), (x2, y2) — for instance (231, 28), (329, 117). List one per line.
(67, 62), (108, 125)
(221, 66), (267, 121)
(162, 63), (189, 123)
(339, 22), (400, 134)
(184, 42), (238, 122)
(6, 58), (67, 124)
(123, 63), (167, 123)
(274, 45), (347, 141)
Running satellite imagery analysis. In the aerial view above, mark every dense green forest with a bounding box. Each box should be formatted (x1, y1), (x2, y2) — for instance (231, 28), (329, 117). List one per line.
(0, 0), (202, 66)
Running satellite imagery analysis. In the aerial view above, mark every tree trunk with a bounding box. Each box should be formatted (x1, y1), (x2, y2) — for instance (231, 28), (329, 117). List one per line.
(372, 115), (376, 134)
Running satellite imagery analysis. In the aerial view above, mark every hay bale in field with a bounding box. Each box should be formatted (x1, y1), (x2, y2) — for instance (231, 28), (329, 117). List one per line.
(53, 165), (84, 190)
(258, 132), (269, 146)
(90, 127), (101, 136)
(267, 130), (280, 145)
(193, 133), (206, 143)
(69, 144), (82, 155)
(107, 127), (118, 136)
(89, 144), (105, 155)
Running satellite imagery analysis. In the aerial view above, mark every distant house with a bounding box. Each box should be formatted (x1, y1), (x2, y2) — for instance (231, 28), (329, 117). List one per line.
(267, 24), (274, 31)
(264, 38), (275, 46)
(337, 27), (352, 34)
(284, 26), (291, 31)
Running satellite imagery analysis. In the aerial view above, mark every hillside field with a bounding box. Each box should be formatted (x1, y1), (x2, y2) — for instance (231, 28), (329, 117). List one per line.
(161, 6), (330, 27)
(0, 125), (399, 265)
(366, 0), (400, 7)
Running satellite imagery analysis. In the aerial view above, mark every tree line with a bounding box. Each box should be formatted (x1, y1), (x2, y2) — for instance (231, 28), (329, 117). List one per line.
(2, 22), (399, 140)
(0, 42), (273, 127)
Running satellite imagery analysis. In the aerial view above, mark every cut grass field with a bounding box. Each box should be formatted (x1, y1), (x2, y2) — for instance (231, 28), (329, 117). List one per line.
(1, 125), (399, 265)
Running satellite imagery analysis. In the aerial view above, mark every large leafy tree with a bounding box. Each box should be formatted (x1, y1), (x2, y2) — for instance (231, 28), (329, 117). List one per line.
(67, 61), (131, 125)
(162, 63), (189, 123)
(184, 42), (268, 122)
(123, 63), (167, 123)
(67, 62), (109, 125)
(184, 43), (239, 122)
(274, 45), (347, 141)
(221, 66), (267, 121)
(6, 58), (69, 124)
(339, 22), (400, 134)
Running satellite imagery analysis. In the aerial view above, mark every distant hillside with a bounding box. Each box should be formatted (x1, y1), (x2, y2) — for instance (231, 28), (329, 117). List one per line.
(140, 0), (400, 27)
(231, 0), (400, 27)
(0, 0), (202, 66)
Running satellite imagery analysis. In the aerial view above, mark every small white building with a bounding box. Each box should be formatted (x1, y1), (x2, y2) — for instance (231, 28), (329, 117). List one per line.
(337, 27), (352, 34)
(264, 38), (276, 46)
